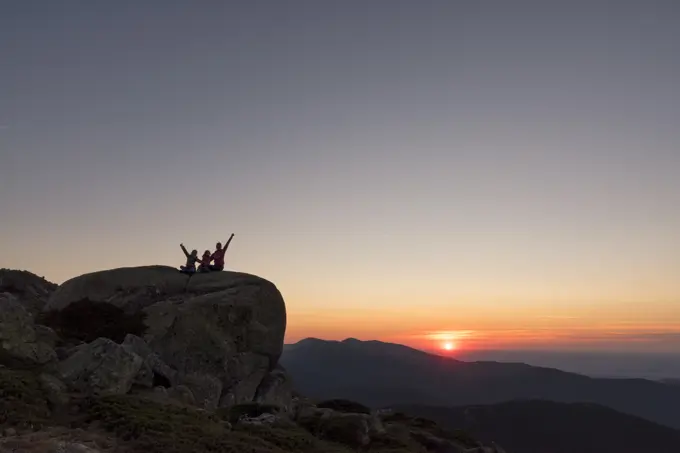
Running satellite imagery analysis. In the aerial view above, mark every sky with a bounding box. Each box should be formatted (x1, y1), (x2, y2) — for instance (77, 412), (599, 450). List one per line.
(1, 0), (679, 353)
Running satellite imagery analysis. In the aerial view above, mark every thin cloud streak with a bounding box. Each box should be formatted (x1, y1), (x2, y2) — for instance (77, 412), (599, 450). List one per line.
(402, 327), (680, 351)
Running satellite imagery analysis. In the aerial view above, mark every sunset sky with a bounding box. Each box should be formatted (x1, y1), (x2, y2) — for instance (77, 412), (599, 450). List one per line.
(2, 1), (679, 353)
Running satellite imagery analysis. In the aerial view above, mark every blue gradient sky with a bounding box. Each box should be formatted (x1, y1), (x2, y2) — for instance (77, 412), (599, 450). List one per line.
(2, 1), (679, 351)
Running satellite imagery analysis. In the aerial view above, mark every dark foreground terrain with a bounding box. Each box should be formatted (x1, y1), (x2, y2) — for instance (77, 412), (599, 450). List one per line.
(0, 366), (498, 453)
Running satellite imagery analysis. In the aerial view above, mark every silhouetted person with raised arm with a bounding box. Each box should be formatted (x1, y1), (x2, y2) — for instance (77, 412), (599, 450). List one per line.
(210, 233), (234, 271)
(179, 243), (199, 274)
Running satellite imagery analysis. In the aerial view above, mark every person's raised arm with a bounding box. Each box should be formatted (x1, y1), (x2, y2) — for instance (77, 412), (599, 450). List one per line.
(224, 234), (235, 250)
(180, 243), (190, 258)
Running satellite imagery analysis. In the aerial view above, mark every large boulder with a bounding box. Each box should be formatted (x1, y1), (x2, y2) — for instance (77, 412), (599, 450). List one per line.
(0, 269), (57, 315)
(43, 266), (287, 407)
(0, 293), (57, 366)
(44, 266), (187, 313)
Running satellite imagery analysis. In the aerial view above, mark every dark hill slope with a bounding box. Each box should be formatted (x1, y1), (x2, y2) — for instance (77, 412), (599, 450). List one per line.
(281, 338), (680, 429)
(392, 400), (680, 453)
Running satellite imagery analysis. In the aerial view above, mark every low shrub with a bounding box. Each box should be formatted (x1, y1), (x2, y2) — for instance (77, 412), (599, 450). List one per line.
(235, 424), (350, 453)
(0, 368), (51, 430)
(84, 395), (294, 453)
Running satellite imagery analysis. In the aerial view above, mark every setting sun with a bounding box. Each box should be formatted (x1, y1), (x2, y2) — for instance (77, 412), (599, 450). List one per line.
(443, 341), (456, 351)
(422, 331), (472, 352)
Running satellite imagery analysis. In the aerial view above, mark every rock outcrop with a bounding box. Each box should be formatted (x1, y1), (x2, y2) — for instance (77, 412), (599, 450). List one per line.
(42, 266), (287, 408)
(56, 337), (144, 396)
(297, 406), (375, 447)
(0, 269), (57, 316)
(0, 293), (57, 367)
(254, 364), (294, 410)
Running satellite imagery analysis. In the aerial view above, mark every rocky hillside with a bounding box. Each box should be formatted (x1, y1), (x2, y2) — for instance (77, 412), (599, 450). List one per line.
(0, 267), (503, 453)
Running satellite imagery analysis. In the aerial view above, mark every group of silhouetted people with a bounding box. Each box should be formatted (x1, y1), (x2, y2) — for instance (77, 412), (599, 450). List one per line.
(179, 234), (234, 274)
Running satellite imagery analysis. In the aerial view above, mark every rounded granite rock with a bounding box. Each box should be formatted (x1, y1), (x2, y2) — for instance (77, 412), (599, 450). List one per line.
(42, 265), (287, 408)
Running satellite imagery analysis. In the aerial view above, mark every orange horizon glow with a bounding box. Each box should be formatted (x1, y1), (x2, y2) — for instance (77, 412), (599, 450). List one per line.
(284, 317), (680, 353)
(277, 279), (680, 353)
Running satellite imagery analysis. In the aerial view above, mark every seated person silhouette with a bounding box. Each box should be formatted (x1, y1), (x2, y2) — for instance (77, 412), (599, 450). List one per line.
(179, 243), (199, 274)
(210, 233), (234, 271)
(197, 250), (212, 273)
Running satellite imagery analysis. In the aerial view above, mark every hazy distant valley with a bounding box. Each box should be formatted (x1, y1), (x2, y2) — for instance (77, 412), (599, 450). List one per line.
(450, 349), (680, 381)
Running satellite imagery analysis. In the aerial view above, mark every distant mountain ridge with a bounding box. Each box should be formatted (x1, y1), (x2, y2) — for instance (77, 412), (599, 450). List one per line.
(280, 337), (680, 429)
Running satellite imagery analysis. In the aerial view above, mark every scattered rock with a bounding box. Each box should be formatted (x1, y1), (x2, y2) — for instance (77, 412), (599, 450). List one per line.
(56, 337), (143, 396)
(410, 429), (465, 452)
(296, 405), (332, 428)
(238, 412), (279, 426)
(321, 412), (372, 447)
(296, 406), (385, 448)
(153, 386), (168, 398)
(38, 373), (70, 407)
(54, 346), (79, 361)
(289, 394), (316, 420)
(131, 356), (154, 388)
(167, 385), (196, 405)
(463, 446), (507, 453)
(254, 365), (293, 411)
(121, 334), (177, 387)
(367, 412), (386, 437)
(0, 293), (57, 366)
(218, 355), (269, 406)
(47, 441), (102, 453)
(221, 402), (286, 424)
(35, 325), (60, 348)
(121, 334), (152, 358)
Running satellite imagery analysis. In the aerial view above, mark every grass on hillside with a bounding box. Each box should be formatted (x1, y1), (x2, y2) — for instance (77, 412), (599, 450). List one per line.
(0, 368), (52, 431)
(85, 396), (356, 453)
(382, 412), (479, 449)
